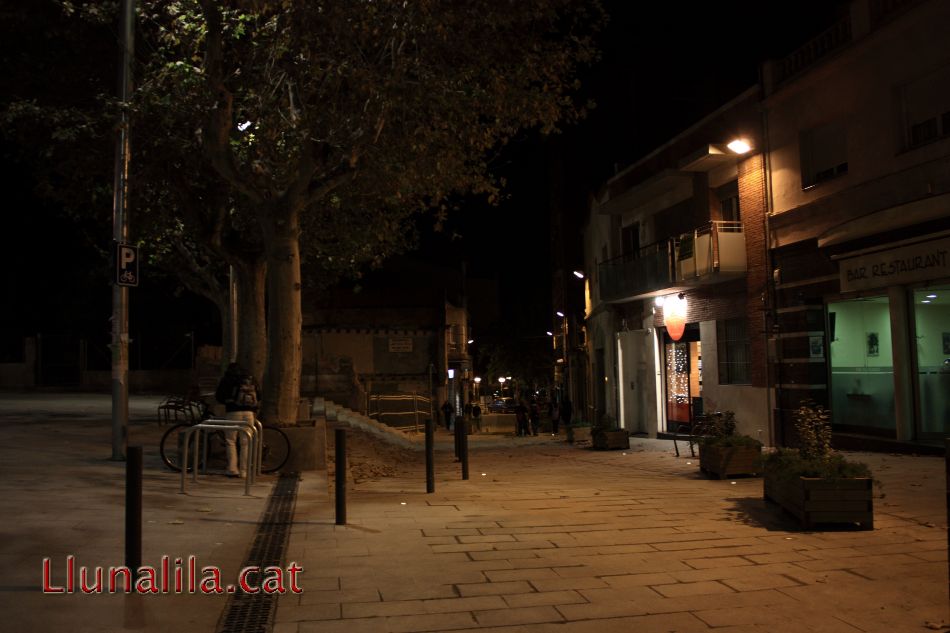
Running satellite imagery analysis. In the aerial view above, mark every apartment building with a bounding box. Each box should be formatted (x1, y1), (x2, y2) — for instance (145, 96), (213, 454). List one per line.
(763, 0), (950, 447)
(583, 0), (950, 450)
(584, 87), (771, 441)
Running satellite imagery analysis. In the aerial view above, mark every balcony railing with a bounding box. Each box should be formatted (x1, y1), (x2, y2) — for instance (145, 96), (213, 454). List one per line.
(676, 221), (746, 281)
(599, 241), (676, 303)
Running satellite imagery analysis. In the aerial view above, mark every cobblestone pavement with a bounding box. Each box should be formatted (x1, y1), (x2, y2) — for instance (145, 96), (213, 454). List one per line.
(278, 436), (949, 633)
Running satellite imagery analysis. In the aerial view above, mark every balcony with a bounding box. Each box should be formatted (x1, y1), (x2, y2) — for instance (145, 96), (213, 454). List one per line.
(676, 221), (747, 282)
(598, 222), (747, 304)
(599, 242), (676, 303)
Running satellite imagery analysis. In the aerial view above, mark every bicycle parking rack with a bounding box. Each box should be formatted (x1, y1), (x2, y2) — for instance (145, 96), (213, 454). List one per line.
(179, 418), (262, 496)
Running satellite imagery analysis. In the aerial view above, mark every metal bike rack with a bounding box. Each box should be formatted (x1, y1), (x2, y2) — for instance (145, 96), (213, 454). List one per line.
(179, 419), (260, 496)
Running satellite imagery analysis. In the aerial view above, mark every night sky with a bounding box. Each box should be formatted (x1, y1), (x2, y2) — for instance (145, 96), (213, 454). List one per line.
(0, 0), (852, 367)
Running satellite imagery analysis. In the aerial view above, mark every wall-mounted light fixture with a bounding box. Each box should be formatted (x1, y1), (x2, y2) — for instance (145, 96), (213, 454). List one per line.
(664, 293), (688, 341)
(572, 270), (585, 279)
(727, 139), (751, 154)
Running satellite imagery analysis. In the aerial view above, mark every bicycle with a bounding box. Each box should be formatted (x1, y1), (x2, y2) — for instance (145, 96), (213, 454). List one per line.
(160, 412), (291, 474)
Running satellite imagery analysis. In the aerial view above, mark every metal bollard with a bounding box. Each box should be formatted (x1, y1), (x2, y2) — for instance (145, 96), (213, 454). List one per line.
(454, 417), (461, 460)
(425, 418), (435, 494)
(460, 418), (469, 481)
(126, 445), (142, 586)
(335, 429), (346, 525)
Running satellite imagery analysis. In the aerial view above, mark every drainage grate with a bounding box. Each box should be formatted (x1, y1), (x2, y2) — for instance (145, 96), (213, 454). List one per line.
(216, 473), (300, 633)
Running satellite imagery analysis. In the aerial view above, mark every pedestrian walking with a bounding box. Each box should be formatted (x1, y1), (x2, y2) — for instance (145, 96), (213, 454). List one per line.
(529, 399), (540, 436)
(550, 399), (561, 435)
(214, 362), (260, 478)
(471, 402), (482, 432)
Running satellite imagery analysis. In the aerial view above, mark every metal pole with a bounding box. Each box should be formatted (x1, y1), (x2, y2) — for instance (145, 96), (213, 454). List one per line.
(454, 411), (461, 460)
(229, 265), (237, 362)
(425, 418), (435, 493)
(125, 445), (142, 585)
(460, 418), (469, 480)
(335, 429), (346, 525)
(111, 0), (136, 461)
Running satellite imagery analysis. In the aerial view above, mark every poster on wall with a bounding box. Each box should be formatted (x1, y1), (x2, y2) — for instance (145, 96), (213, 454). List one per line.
(809, 335), (824, 359)
(866, 332), (879, 357)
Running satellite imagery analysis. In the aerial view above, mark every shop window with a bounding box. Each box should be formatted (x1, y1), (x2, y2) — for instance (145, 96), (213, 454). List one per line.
(799, 122), (848, 189)
(913, 286), (950, 437)
(717, 318), (750, 385)
(828, 297), (895, 434)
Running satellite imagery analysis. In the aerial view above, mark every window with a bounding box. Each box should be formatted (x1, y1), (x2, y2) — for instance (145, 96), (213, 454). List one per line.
(716, 180), (740, 222)
(799, 122), (848, 189)
(717, 318), (751, 384)
(901, 64), (950, 149)
(621, 223), (640, 261)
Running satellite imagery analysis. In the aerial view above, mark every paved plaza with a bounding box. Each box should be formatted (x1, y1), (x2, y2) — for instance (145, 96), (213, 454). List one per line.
(0, 393), (947, 632)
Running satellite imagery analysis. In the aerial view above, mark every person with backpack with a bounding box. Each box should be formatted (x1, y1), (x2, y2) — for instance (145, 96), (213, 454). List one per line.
(214, 362), (261, 478)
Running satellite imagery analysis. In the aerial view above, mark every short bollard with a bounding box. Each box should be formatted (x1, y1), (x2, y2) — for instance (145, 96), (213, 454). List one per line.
(335, 429), (346, 525)
(425, 418), (435, 494)
(126, 445), (142, 586)
(460, 418), (469, 481)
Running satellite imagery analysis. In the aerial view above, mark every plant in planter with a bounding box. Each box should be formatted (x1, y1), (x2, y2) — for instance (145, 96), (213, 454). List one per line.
(763, 400), (874, 530)
(698, 411), (763, 479)
(591, 414), (629, 450)
(566, 422), (591, 444)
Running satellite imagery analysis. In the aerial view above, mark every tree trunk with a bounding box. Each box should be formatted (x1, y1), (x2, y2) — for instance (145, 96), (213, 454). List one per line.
(260, 205), (303, 426)
(232, 255), (267, 384)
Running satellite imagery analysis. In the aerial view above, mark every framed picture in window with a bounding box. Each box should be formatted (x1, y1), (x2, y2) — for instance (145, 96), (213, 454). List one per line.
(866, 332), (879, 357)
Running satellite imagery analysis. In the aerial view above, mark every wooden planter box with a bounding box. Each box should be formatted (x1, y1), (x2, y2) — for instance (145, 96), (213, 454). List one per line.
(764, 473), (874, 530)
(699, 444), (761, 479)
(567, 426), (591, 444)
(593, 429), (630, 450)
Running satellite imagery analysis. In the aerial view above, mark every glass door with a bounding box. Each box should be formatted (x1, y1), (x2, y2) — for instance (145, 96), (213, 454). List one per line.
(912, 285), (950, 438)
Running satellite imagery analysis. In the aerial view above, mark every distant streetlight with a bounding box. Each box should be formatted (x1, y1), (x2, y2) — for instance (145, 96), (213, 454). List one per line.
(572, 270), (584, 279)
(556, 311), (565, 317)
(467, 339), (474, 344)
(546, 331), (554, 336)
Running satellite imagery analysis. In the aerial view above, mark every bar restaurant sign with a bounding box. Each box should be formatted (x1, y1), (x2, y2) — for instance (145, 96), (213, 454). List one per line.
(840, 236), (950, 292)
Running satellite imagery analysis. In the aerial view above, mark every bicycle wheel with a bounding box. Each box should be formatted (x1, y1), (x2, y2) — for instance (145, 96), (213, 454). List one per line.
(260, 426), (290, 473)
(160, 423), (202, 472)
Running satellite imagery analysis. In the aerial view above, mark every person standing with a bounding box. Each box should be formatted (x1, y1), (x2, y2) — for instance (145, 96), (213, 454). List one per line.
(514, 401), (529, 437)
(471, 402), (482, 432)
(560, 397), (573, 429)
(214, 362), (261, 478)
(528, 399), (540, 436)
(441, 400), (454, 431)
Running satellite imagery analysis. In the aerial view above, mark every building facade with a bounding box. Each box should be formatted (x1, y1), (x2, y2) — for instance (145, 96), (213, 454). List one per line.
(584, 0), (950, 450)
(584, 87), (771, 441)
(763, 0), (950, 447)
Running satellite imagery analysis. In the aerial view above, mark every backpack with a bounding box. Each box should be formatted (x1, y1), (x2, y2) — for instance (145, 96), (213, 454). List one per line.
(231, 375), (259, 409)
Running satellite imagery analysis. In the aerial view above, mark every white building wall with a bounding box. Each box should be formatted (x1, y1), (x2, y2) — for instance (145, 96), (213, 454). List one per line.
(698, 321), (770, 445)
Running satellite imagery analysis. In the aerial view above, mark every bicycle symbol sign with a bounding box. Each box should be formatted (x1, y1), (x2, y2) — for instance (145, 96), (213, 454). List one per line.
(114, 242), (139, 288)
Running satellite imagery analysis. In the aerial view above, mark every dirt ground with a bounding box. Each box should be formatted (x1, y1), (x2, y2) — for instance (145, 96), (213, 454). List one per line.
(326, 424), (421, 484)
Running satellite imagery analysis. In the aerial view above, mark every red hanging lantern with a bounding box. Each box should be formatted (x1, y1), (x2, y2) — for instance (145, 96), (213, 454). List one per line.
(664, 294), (688, 341)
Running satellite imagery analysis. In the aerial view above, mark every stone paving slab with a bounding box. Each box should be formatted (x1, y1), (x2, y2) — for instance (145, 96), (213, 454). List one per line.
(277, 437), (950, 633)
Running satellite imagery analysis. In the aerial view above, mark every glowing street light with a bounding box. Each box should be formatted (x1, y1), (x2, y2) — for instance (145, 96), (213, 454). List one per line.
(572, 270), (585, 279)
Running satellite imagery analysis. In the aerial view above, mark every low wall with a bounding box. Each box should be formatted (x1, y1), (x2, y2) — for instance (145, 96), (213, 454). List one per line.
(81, 369), (195, 394)
(0, 363), (35, 390)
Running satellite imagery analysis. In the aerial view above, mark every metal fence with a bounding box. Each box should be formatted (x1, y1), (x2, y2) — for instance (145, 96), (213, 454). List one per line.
(367, 393), (433, 433)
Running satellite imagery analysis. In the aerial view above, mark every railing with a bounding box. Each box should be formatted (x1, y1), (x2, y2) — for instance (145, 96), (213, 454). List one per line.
(367, 393), (433, 433)
(677, 221), (746, 281)
(773, 16), (852, 87)
(599, 241), (676, 303)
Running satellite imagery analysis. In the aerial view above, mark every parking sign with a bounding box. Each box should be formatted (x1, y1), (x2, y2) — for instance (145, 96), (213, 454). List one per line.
(115, 242), (139, 287)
